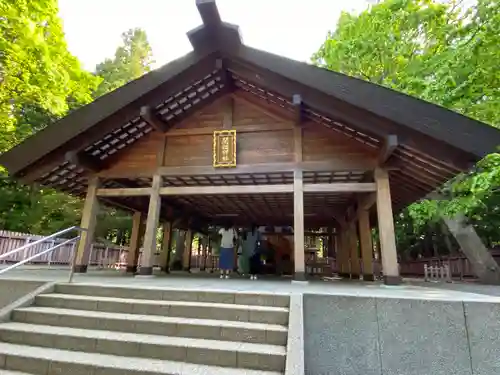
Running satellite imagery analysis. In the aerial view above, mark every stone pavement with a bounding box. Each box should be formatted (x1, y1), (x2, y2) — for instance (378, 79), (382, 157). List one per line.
(2, 265), (500, 302)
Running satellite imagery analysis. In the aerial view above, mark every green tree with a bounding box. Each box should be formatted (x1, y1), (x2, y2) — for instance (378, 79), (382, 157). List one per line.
(0, 0), (99, 154)
(94, 28), (154, 97)
(312, 0), (500, 256)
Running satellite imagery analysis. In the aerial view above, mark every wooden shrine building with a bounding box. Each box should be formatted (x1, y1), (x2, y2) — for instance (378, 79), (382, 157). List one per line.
(1, 0), (500, 285)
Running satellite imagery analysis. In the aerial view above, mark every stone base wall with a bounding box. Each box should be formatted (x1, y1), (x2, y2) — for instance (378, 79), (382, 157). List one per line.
(304, 294), (500, 375)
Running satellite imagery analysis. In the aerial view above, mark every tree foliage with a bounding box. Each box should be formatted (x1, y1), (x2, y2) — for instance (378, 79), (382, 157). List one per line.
(94, 28), (154, 97)
(312, 0), (500, 257)
(0, 0), (154, 241)
(0, 0), (99, 154)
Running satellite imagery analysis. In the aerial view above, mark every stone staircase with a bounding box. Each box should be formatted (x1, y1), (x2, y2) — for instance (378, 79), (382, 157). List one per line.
(0, 283), (290, 374)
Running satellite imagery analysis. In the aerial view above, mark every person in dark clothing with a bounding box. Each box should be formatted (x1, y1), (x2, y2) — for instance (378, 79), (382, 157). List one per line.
(246, 225), (261, 280)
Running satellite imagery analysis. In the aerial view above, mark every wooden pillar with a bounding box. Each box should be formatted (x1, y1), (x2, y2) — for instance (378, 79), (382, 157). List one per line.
(348, 223), (361, 279)
(358, 208), (374, 281)
(74, 176), (100, 273)
(375, 168), (401, 285)
(182, 229), (193, 271)
(201, 235), (208, 271)
(337, 230), (349, 278)
(293, 169), (306, 280)
(126, 211), (144, 273)
(158, 221), (172, 272)
(138, 174), (162, 276)
(327, 227), (334, 258)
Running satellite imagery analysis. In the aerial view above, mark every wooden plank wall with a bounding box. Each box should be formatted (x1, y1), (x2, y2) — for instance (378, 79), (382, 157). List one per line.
(302, 123), (377, 162)
(102, 94), (378, 173)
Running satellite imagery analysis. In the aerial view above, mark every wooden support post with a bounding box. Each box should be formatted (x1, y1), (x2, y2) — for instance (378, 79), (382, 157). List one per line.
(138, 174), (162, 276)
(358, 208), (374, 281)
(182, 229), (193, 271)
(201, 235), (208, 271)
(349, 222), (361, 279)
(158, 222), (172, 272)
(74, 176), (100, 273)
(375, 168), (401, 285)
(126, 212), (144, 273)
(293, 169), (305, 280)
(337, 230), (350, 278)
(327, 227), (334, 258)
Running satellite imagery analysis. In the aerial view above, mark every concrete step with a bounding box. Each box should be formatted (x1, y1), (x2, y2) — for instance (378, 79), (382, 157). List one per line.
(55, 283), (290, 307)
(0, 322), (286, 371)
(0, 342), (283, 375)
(0, 371), (32, 375)
(12, 306), (287, 345)
(35, 294), (289, 325)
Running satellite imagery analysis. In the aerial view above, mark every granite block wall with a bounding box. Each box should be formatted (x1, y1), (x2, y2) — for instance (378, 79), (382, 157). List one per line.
(304, 294), (500, 375)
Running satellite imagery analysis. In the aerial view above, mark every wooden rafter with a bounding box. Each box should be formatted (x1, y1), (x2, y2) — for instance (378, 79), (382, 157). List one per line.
(64, 151), (102, 173)
(378, 134), (398, 165)
(140, 106), (169, 132)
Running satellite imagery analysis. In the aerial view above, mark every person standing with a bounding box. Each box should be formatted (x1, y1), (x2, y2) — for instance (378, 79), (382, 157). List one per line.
(218, 224), (236, 279)
(246, 224), (261, 280)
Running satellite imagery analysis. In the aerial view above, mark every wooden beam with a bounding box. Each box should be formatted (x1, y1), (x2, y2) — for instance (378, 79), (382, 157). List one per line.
(96, 188), (151, 197)
(196, 0), (221, 27)
(158, 159), (376, 177)
(164, 122), (293, 137)
(65, 151), (102, 173)
(160, 184), (293, 196)
(378, 134), (398, 165)
(140, 106), (169, 133)
(358, 193), (377, 211)
(304, 183), (376, 193)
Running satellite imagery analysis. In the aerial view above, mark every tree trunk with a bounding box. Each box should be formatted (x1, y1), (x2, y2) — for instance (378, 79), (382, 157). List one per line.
(443, 214), (500, 284)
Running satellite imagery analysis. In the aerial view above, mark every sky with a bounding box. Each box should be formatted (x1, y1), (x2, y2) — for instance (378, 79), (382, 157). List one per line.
(58, 0), (373, 72)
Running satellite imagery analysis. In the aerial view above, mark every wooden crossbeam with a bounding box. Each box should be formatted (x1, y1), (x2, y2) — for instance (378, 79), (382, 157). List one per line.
(96, 188), (151, 197)
(96, 182), (376, 197)
(379, 134), (398, 165)
(160, 184), (293, 195)
(140, 106), (170, 133)
(157, 159), (376, 177)
(304, 183), (376, 193)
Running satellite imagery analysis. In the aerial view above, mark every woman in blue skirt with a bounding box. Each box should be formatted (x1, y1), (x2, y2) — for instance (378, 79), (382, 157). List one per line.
(218, 224), (236, 279)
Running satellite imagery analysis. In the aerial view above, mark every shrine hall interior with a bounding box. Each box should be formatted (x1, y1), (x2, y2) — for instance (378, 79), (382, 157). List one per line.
(1, 0), (499, 283)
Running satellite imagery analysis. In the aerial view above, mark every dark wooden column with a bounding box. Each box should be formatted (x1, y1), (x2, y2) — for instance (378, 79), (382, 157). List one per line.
(182, 229), (194, 271)
(158, 221), (172, 272)
(358, 208), (374, 281)
(74, 176), (100, 273)
(138, 174), (162, 276)
(126, 211), (144, 273)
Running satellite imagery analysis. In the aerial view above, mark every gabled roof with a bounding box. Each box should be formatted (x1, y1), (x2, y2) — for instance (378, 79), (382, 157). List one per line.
(1, 0), (499, 214)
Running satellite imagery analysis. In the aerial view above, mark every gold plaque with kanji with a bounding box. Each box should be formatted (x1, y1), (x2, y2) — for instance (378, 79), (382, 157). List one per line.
(213, 130), (236, 168)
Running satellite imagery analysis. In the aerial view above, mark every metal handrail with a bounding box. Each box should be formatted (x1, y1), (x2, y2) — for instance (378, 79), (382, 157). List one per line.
(0, 226), (85, 261)
(0, 226), (87, 283)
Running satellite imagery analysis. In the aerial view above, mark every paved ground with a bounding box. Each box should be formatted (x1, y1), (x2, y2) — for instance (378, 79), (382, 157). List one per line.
(2, 265), (500, 302)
